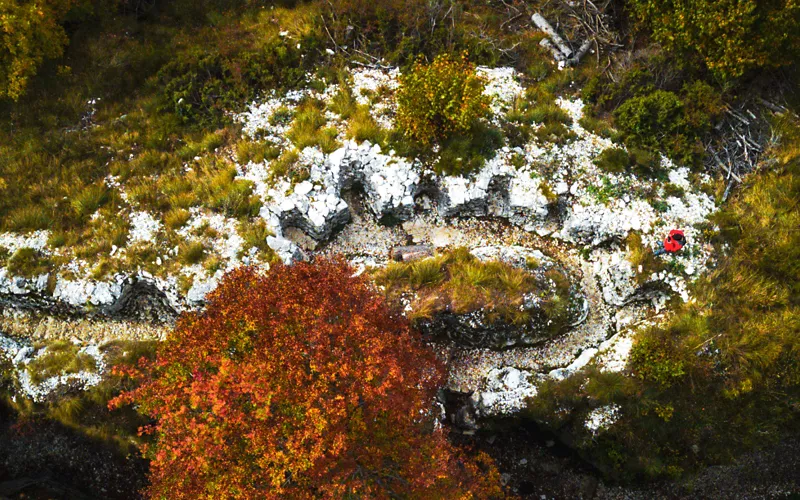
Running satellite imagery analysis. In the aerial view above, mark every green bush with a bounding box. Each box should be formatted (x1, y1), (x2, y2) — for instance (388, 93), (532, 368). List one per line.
(626, 0), (800, 79)
(594, 147), (631, 173)
(158, 39), (308, 127)
(613, 83), (722, 166)
(396, 53), (490, 146)
(614, 90), (683, 149)
(0, 0), (72, 100)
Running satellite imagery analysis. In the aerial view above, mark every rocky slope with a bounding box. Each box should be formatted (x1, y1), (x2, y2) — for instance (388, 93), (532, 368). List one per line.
(2, 65), (720, 451)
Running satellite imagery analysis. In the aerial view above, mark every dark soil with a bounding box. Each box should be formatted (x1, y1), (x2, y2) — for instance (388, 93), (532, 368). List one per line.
(0, 403), (148, 499)
(455, 418), (800, 499)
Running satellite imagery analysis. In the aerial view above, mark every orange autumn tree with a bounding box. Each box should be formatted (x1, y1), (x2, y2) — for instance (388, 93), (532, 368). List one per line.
(111, 260), (503, 499)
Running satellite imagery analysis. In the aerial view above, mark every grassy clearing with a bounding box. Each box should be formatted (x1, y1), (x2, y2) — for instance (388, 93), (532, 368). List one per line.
(0, 1), (324, 282)
(373, 248), (573, 330)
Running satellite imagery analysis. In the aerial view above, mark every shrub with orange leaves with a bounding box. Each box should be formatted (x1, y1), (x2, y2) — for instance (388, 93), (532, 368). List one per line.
(111, 259), (503, 499)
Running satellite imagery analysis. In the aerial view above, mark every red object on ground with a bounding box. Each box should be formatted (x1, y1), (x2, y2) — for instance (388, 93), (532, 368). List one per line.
(663, 229), (686, 253)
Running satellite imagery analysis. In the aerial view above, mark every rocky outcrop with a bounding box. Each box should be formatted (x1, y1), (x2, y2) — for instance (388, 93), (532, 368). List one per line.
(259, 143), (555, 264)
(0, 273), (181, 323)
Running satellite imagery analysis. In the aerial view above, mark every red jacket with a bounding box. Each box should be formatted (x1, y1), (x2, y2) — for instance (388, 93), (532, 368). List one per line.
(663, 229), (686, 253)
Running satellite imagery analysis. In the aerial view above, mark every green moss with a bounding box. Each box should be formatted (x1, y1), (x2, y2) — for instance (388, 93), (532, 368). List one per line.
(26, 341), (98, 385)
(7, 248), (51, 278)
(539, 182), (558, 204)
(629, 332), (687, 388)
(585, 176), (627, 205)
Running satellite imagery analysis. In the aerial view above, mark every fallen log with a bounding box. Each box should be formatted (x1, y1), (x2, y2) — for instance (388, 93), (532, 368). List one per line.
(539, 38), (566, 61)
(391, 245), (434, 262)
(566, 38), (593, 67)
(532, 13), (573, 59)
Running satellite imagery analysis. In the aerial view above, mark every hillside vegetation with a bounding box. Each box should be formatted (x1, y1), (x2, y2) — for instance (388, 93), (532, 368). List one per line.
(0, 0), (799, 497)
(527, 119), (800, 478)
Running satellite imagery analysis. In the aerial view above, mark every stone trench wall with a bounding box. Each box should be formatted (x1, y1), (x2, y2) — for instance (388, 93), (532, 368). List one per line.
(262, 140), (552, 263)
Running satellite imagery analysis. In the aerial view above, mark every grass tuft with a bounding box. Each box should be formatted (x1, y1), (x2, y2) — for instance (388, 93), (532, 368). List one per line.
(236, 140), (281, 165)
(71, 184), (110, 219)
(178, 240), (207, 265)
(238, 219), (275, 259)
(347, 105), (385, 145)
(5, 206), (52, 231)
(8, 248), (51, 277)
(164, 208), (191, 229)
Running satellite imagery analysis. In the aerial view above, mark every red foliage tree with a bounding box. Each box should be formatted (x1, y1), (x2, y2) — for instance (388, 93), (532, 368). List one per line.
(111, 259), (503, 499)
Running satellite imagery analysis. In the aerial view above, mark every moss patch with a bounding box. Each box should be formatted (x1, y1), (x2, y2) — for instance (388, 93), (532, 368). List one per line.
(26, 341), (98, 385)
(373, 248), (573, 333)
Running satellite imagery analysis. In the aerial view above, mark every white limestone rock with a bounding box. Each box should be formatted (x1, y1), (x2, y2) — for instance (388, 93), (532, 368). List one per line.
(471, 367), (539, 417)
(549, 347), (598, 380)
(584, 404), (621, 435)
